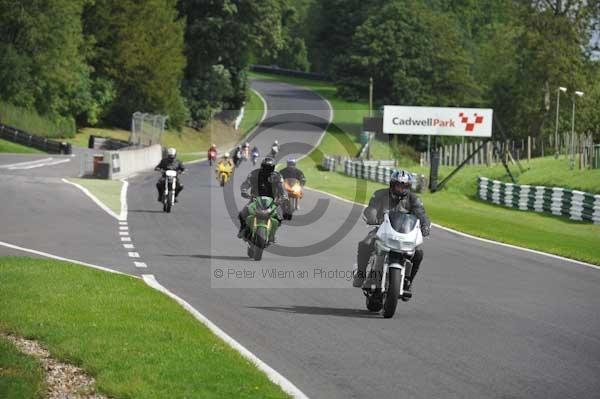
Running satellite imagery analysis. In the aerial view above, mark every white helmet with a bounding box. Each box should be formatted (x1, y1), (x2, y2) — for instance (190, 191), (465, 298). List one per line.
(167, 147), (176, 159)
(223, 152), (230, 158)
(273, 140), (278, 145)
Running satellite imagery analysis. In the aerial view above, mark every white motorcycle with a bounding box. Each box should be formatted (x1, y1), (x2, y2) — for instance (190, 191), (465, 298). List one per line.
(360, 211), (423, 318)
(161, 170), (179, 213)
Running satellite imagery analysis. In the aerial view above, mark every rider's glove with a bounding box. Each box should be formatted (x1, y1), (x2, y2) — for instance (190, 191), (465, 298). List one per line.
(421, 223), (430, 237)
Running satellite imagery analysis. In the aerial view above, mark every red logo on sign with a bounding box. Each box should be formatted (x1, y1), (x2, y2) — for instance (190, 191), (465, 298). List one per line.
(459, 113), (484, 132)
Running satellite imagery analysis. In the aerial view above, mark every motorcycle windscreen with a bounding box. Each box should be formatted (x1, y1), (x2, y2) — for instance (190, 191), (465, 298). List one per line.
(388, 211), (418, 234)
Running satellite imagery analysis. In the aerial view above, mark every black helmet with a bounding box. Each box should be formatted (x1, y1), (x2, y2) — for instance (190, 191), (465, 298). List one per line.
(261, 157), (276, 174)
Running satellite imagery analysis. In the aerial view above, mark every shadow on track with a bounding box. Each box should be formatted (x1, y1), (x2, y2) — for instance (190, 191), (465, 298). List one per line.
(248, 305), (377, 319)
(163, 253), (249, 261)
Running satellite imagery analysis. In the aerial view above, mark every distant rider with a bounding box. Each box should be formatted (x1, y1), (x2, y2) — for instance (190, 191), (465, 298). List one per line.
(270, 140), (279, 157)
(237, 157), (288, 239)
(233, 145), (243, 166)
(353, 170), (430, 296)
(279, 158), (306, 186)
(217, 152), (235, 170)
(208, 143), (218, 165)
(242, 142), (250, 159)
(155, 147), (185, 202)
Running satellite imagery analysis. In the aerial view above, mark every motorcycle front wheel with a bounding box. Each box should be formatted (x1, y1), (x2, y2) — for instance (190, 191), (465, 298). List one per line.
(382, 268), (401, 318)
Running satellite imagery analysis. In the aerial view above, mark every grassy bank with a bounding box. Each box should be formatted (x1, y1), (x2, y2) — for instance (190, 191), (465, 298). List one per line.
(0, 336), (45, 399)
(0, 138), (44, 154)
(253, 71), (600, 265)
(0, 257), (289, 399)
(0, 102), (76, 138)
(67, 178), (123, 216)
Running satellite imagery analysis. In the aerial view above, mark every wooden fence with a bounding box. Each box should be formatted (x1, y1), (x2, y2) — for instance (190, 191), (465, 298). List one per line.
(420, 133), (596, 169)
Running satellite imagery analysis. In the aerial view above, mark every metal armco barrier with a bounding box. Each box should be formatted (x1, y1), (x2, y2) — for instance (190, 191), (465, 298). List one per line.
(322, 156), (337, 171)
(343, 159), (425, 192)
(478, 177), (600, 224)
(0, 123), (71, 154)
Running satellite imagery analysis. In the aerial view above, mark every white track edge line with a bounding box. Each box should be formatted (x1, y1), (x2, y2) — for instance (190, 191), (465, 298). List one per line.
(304, 186), (600, 270)
(141, 274), (309, 399)
(120, 179), (129, 221)
(62, 179), (121, 221)
(0, 157), (53, 168)
(0, 240), (134, 277)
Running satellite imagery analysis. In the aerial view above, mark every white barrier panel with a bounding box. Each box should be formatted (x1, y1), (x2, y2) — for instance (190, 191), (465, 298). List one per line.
(105, 144), (162, 180)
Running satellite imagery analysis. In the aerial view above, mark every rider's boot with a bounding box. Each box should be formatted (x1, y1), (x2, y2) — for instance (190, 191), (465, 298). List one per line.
(353, 242), (370, 287)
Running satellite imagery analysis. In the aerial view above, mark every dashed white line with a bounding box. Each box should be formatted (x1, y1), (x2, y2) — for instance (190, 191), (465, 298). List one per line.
(134, 262), (147, 268)
(120, 237), (131, 242)
(128, 252), (140, 258)
(119, 221), (128, 226)
(123, 244), (135, 249)
(119, 231), (129, 236)
(119, 226), (129, 231)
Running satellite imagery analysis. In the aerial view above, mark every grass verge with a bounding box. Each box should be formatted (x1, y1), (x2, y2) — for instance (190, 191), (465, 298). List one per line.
(0, 138), (44, 154)
(0, 335), (45, 399)
(66, 178), (123, 216)
(0, 257), (289, 399)
(253, 71), (600, 265)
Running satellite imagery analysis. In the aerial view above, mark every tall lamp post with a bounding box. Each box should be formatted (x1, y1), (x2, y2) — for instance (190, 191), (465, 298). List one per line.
(555, 86), (567, 158)
(570, 90), (584, 170)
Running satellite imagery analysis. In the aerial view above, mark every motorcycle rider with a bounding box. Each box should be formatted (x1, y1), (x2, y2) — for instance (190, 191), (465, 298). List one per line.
(242, 142), (250, 159)
(155, 147), (185, 202)
(352, 170), (430, 296)
(251, 145), (260, 164)
(270, 140), (279, 157)
(233, 145), (243, 166)
(208, 143), (218, 163)
(279, 158), (306, 186)
(237, 157), (288, 239)
(217, 152), (235, 169)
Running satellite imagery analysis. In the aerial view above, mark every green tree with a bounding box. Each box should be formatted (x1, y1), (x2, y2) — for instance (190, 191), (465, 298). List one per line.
(84, 0), (187, 128)
(0, 0), (102, 127)
(179, 0), (286, 125)
(337, 0), (480, 107)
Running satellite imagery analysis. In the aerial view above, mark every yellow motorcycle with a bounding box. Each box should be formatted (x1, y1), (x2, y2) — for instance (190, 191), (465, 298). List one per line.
(216, 160), (234, 187)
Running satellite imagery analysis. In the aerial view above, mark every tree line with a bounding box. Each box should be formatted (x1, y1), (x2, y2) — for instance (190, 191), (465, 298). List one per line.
(266, 0), (600, 143)
(2, 0), (600, 143)
(0, 0), (292, 131)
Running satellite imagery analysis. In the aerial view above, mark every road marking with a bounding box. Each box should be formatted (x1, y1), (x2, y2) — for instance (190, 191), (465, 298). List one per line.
(128, 252), (140, 258)
(142, 274), (309, 399)
(123, 244), (134, 249)
(119, 226), (128, 231)
(11, 158), (71, 170)
(305, 186), (600, 271)
(119, 231), (129, 236)
(0, 240), (133, 276)
(119, 221), (128, 226)
(0, 158), (52, 169)
(120, 179), (129, 221)
(134, 262), (147, 268)
(62, 179), (121, 221)
(120, 237), (131, 242)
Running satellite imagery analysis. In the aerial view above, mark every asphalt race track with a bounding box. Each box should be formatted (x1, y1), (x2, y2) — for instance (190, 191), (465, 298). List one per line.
(2, 79), (600, 399)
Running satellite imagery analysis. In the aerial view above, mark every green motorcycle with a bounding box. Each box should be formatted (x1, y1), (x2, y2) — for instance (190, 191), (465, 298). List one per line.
(244, 196), (280, 261)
